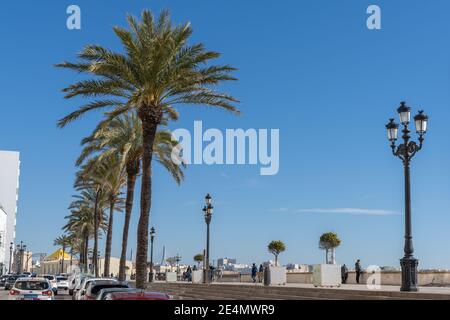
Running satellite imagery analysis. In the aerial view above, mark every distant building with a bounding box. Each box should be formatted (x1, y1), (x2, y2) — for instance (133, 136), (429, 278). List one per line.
(218, 258), (237, 268)
(0, 150), (20, 273)
(0, 206), (6, 274)
(286, 263), (312, 272)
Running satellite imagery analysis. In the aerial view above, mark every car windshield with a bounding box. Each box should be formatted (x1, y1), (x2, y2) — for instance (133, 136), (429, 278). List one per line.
(8, 276), (19, 280)
(91, 284), (128, 295)
(15, 281), (49, 290)
(57, 277), (68, 281)
(43, 276), (55, 280)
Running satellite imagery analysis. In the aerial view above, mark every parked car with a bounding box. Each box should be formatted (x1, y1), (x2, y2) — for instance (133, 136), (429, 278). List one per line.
(56, 276), (69, 291)
(4, 275), (21, 290)
(42, 275), (58, 295)
(82, 281), (129, 300)
(74, 278), (116, 300)
(8, 277), (54, 301)
(104, 291), (171, 300)
(96, 288), (141, 300)
(21, 272), (31, 277)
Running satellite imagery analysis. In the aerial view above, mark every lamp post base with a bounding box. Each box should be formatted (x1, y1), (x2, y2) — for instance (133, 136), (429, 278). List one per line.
(400, 257), (418, 292)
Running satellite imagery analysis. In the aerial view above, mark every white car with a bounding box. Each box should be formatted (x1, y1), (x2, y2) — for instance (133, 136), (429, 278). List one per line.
(9, 277), (54, 301)
(56, 276), (69, 290)
(74, 278), (117, 300)
(42, 275), (58, 295)
(70, 274), (91, 297)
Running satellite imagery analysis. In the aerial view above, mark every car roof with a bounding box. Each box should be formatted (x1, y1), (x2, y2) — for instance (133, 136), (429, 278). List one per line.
(16, 277), (49, 282)
(107, 291), (170, 300)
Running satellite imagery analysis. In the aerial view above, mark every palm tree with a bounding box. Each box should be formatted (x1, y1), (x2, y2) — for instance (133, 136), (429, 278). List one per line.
(53, 235), (71, 274)
(64, 189), (107, 273)
(193, 254), (204, 270)
(57, 10), (239, 288)
(267, 240), (286, 267)
(78, 113), (184, 281)
(74, 163), (110, 276)
(100, 156), (126, 277)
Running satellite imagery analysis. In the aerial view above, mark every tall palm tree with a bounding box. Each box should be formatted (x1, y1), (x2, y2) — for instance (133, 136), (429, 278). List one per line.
(74, 164), (109, 276)
(64, 189), (107, 273)
(57, 10), (239, 288)
(99, 156), (126, 277)
(78, 112), (184, 281)
(53, 235), (71, 274)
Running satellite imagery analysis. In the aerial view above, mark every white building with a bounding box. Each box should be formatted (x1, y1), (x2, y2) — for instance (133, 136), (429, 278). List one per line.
(0, 151), (20, 274)
(0, 206), (6, 274)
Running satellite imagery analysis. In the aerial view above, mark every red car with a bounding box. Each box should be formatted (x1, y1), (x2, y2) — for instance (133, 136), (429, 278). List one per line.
(104, 291), (170, 300)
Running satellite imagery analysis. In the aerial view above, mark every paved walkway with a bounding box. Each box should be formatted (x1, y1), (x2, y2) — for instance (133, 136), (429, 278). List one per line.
(208, 281), (450, 295)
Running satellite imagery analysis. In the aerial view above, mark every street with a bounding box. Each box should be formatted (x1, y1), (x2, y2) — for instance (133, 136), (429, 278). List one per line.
(0, 288), (72, 301)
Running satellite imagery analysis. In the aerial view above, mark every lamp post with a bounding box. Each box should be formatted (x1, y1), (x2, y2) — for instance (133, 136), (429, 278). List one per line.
(149, 227), (156, 282)
(8, 242), (13, 274)
(385, 101), (428, 292)
(16, 241), (26, 274)
(202, 194), (213, 284)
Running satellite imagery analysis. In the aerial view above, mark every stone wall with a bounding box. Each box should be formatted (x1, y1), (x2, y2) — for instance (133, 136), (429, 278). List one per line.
(218, 270), (450, 286)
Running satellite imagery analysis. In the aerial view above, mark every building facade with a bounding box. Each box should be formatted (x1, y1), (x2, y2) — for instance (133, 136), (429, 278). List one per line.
(0, 151), (20, 274)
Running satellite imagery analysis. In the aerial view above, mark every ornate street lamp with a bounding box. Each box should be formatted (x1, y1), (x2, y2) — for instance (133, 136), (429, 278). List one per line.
(202, 194), (213, 284)
(149, 227), (156, 282)
(385, 101), (428, 292)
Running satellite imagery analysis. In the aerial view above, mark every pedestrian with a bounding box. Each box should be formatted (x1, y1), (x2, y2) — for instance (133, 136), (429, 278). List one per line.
(251, 263), (258, 283)
(341, 264), (348, 284)
(355, 259), (362, 284)
(209, 265), (215, 282)
(258, 264), (264, 283)
(186, 266), (192, 282)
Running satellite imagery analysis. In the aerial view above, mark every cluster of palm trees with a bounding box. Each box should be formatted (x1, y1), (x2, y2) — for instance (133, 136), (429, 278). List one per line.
(53, 9), (238, 288)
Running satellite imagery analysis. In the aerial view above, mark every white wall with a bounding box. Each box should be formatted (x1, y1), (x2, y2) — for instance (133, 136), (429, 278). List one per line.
(0, 150), (21, 272)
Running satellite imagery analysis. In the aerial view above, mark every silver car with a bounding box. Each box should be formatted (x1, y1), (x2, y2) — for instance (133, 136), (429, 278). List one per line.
(8, 277), (54, 301)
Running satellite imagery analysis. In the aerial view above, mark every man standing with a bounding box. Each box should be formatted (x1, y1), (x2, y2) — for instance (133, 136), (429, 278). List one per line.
(341, 264), (348, 284)
(251, 263), (258, 283)
(355, 259), (362, 284)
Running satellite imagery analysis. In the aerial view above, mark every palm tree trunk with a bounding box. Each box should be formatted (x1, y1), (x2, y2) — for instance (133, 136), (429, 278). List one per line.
(119, 163), (138, 281)
(61, 245), (65, 274)
(84, 234), (89, 273)
(104, 199), (115, 277)
(136, 112), (159, 289)
(93, 188), (101, 277)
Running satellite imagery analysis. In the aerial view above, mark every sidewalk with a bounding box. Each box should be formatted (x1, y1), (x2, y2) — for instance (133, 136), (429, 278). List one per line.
(210, 281), (450, 295)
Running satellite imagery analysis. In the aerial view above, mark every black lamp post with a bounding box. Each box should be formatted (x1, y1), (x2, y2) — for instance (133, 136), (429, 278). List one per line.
(16, 241), (26, 274)
(8, 242), (13, 274)
(202, 194), (213, 284)
(149, 227), (156, 282)
(386, 101), (428, 292)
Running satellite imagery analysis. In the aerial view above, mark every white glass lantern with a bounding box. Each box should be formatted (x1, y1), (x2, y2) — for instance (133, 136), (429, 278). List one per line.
(397, 101), (411, 125)
(414, 110), (428, 135)
(386, 119), (399, 141)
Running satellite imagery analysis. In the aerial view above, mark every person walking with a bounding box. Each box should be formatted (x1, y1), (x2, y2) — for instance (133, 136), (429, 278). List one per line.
(251, 263), (258, 283)
(258, 264), (264, 283)
(341, 264), (348, 284)
(186, 265), (192, 282)
(355, 259), (362, 284)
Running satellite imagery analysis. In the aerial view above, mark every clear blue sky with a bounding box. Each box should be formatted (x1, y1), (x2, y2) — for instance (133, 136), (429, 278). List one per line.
(2, 0), (450, 269)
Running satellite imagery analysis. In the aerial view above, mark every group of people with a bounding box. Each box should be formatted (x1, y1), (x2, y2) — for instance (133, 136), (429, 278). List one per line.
(341, 259), (362, 284)
(251, 263), (265, 283)
(182, 265), (217, 282)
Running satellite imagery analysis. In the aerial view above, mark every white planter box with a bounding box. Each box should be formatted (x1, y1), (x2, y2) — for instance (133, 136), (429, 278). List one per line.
(192, 270), (204, 283)
(265, 266), (286, 286)
(313, 264), (341, 287)
(166, 272), (177, 282)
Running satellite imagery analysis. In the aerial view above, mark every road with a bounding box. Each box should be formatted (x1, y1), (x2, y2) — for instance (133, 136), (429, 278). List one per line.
(0, 287), (72, 300)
